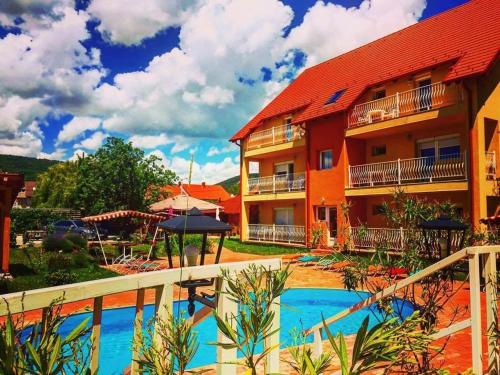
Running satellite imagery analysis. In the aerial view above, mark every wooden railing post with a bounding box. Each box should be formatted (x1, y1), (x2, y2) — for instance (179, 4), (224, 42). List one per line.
(216, 276), (238, 375)
(484, 251), (499, 373)
(469, 252), (483, 375)
(154, 283), (173, 349)
(131, 288), (145, 375)
(90, 296), (103, 374)
(313, 328), (323, 358)
(264, 296), (280, 374)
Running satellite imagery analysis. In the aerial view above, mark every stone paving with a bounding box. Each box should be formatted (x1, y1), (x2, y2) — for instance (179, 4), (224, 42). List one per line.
(16, 248), (499, 373)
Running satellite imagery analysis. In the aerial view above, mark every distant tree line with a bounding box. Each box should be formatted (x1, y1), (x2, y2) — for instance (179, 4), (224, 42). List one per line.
(33, 137), (178, 215)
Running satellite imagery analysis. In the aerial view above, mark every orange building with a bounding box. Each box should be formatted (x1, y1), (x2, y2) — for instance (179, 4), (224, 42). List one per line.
(230, 0), (500, 249)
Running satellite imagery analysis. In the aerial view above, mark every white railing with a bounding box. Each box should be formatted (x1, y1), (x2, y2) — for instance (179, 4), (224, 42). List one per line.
(246, 124), (305, 150)
(0, 259), (282, 375)
(248, 172), (306, 194)
(486, 151), (496, 180)
(305, 246), (500, 375)
(348, 82), (458, 127)
(347, 153), (467, 188)
(350, 226), (465, 254)
(248, 224), (306, 244)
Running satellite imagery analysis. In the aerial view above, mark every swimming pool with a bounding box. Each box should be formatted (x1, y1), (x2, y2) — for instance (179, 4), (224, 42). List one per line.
(55, 288), (413, 373)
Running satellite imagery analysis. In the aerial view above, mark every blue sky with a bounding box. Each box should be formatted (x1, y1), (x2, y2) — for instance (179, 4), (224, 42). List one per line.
(0, 0), (467, 182)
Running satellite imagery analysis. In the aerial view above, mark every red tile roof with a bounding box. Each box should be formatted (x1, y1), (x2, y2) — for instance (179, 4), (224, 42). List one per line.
(231, 0), (500, 141)
(162, 183), (231, 202)
(220, 195), (240, 215)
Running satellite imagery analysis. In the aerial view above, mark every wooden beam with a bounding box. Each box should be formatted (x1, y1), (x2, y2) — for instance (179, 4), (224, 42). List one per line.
(431, 319), (471, 340)
(153, 283), (173, 350)
(264, 296), (280, 374)
(216, 277), (237, 375)
(90, 296), (103, 374)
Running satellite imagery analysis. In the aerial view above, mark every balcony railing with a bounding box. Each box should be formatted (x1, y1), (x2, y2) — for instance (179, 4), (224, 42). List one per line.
(0, 259), (282, 375)
(348, 82), (459, 128)
(350, 226), (464, 253)
(347, 153), (467, 188)
(248, 224), (306, 244)
(246, 124), (305, 150)
(248, 172), (306, 194)
(486, 151), (496, 180)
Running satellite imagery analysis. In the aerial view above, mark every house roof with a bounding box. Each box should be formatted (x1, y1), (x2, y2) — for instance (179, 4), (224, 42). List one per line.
(17, 181), (36, 199)
(231, 0), (500, 141)
(220, 195), (240, 215)
(162, 183), (231, 202)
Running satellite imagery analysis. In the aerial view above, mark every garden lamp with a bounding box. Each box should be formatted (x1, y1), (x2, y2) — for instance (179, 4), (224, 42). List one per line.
(157, 207), (231, 316)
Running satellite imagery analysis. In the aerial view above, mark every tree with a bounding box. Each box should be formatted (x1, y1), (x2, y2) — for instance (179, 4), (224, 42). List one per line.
(73, 137), (177, 215)
(32, 162), (78, 208)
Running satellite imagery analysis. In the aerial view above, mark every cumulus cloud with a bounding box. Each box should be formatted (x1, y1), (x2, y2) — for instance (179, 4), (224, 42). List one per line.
(207, 143), (238, 157)
(57, 116), (101, 144)
(149, 149), (240, 184)
(87, 0), (199, 45)
(69, 148), (86, 160)
(284, 0), (426, 67)
(38, 148), (66, 160)
(74, 131), (107, 150)
(0, 131), (43, 157)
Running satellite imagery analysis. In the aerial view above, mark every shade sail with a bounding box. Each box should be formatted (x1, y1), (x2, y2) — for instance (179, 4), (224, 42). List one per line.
(82, 210), (165, 223)
(150, 194), (222, 212)
(157, 207), (231, 234)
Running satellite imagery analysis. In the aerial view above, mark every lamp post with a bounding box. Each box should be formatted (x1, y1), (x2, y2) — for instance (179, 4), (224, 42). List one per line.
(157, 207), (231, 316)
(418, 215), (467, 260)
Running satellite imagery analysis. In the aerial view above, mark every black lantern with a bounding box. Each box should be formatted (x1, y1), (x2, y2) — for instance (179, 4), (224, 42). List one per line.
(157, 208), (231, 316)
(418, 215), (467, 260)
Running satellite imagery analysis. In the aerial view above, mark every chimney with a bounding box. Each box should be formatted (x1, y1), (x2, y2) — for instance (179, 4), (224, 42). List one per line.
(202, 182), (206, 187)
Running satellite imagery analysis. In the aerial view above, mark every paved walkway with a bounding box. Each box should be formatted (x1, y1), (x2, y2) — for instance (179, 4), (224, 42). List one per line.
(15, 248), (499, 373)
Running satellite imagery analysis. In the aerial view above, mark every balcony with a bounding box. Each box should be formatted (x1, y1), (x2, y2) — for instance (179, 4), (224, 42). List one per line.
(486, 151), (497, 180)
(246, 124), (305, 151)
(248, 224), (306, 244)
(248, 173), (305, 194)
(347, 82), (459, 129)
(347, 153), (467, 192)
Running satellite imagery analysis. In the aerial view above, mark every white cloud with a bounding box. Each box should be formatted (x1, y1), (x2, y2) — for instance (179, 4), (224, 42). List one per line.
(207, 143), (238, 157)
(0, 131), (43, 157)
(69, 148), (86, 160)
(74, 131), (107, 150)
(0, 96), (48, 134)
(38, 148), (66, 160)
(284, 0), (426, 67)
(57, 116), (101, 144)
(87, 0), (199, 45)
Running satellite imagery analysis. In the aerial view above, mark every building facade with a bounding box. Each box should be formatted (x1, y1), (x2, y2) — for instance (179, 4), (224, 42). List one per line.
(230, 0), (500, 250)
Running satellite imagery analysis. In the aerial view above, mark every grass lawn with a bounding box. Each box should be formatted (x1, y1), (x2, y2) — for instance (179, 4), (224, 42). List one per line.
(2, 247), (118, 294)
(222, 238), (308, 255)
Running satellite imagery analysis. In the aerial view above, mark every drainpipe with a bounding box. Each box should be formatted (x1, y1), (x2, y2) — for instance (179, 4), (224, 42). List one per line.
(463, 81), (478, 228)
(305, 122), (311, 247)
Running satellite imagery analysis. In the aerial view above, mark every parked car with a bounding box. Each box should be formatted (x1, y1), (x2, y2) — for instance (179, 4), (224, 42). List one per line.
(51, 219), (98, 239)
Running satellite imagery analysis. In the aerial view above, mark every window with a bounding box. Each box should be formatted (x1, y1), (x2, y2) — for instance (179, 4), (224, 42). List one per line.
(274, 162), (293, 176)
(324, 89), (346, 105)
(284, 117), (293, 140)
(372, 205), (385, 215)
(417, 136), (460, 160)
(371, 145), (386, 156)
(373, 89), (386, 100)
(319, 150), (333, 170)
(274, 207), (294, 225)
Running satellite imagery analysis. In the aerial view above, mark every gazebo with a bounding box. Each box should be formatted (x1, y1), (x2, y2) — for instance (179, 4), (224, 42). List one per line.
(157, 207), (231, 315)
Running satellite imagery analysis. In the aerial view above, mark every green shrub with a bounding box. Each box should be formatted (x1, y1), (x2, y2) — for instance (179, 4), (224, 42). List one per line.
(170, 234), (215, 254)
(10, 208), (70, 235)
(42, 236), (75, 253)
(65, 234), (88, 250)
(46, 253), (72, 272)
(72, 252), (92, 268)
(45, 270), (77, 286)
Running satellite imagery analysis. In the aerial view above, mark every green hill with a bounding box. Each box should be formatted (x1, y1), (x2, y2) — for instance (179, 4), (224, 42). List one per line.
(217, 174), (257, 195)
(0, 154), (60, 181)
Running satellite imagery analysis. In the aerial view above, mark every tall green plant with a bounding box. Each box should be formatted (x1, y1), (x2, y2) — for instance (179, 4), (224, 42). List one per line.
(212, 264), (290, 375)
(0, 299), (92, 375)
(132, 311), (198, 375)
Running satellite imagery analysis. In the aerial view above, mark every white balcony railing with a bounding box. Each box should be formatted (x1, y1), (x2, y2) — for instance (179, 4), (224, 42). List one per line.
(347, 153), (467, 188)
(350, 226), (464, 253)
(248, 224), (306, 244)
(486, 151), (496, 179)
(246, 124), (305, 150)
(348, 82), (459, 128)
(248, 172), (306, 194)
(0, 259), (282, 375)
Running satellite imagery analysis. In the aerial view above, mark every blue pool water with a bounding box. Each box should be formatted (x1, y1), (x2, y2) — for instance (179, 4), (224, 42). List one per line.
(54, 288), (413, 374)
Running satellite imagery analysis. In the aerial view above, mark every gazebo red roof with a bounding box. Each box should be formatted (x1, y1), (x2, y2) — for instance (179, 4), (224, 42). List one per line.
(82, 210), (165, 223)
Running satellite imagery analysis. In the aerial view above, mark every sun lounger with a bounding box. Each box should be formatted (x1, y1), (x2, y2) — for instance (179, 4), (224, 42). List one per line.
(137, 262), (161, 272)
(326, 260), (356, 272)
(296, 255), (321, 266)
